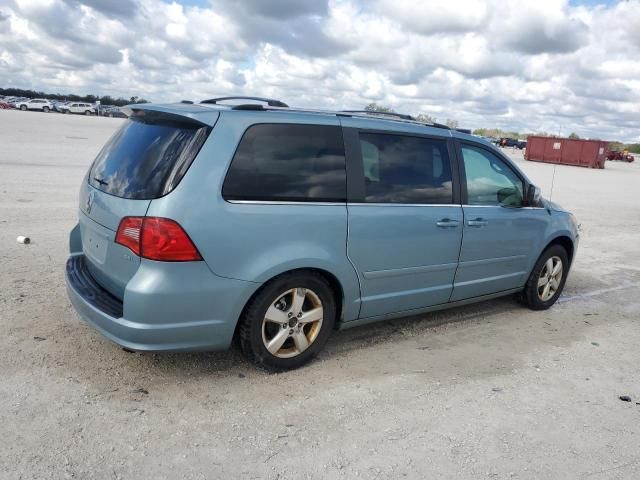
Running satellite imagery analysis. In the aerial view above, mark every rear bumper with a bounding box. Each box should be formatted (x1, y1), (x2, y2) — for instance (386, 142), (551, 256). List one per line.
(66, 254), (258, 352)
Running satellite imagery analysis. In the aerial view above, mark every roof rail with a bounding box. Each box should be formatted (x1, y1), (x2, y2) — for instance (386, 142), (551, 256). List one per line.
(340, 110), (415, 121)
(199, 102), (452, 130)
(201, 96), (289, 107)
(339, 109), (450, 130)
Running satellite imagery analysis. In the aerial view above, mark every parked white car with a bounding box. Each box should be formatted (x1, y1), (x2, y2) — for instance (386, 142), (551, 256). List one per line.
(16, 98), (53, 112)
(61, 102), (96, 115)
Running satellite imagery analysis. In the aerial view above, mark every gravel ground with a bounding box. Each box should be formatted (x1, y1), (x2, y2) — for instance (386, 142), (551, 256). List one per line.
(1, 109), (639, 480)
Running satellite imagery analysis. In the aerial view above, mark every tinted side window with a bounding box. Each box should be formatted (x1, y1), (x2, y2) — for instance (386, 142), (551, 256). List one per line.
(358, 133), (453, 204)
(222, 124), (346, 202)
(461, 145), (524, 207)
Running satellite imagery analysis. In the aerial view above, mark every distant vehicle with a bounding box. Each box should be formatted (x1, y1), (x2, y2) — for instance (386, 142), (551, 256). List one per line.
(497, 138), (527, 150)
(52, 101), (70, 113)
(60, 102), (96, 115)
(606, 151), (635, 162)
(498, 138), (519, 148)
(101, 106), (127, 118)
(0, 101), (11, 109)
(8, 97), (30, 107)
(15, 98), (53, 112)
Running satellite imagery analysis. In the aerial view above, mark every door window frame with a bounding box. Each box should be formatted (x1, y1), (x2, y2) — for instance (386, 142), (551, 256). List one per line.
(343, 127), (462, 205)
(455, 140), (531, 208)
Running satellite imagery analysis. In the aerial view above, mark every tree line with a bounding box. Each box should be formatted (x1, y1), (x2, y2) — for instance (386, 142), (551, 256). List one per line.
(0, 87), (149, 107)
(364, 103), (459, 128)
(364, 103), (639, 153)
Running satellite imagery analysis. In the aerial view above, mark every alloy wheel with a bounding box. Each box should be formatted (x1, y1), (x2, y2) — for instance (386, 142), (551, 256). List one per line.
(261, 288), (324, 359)
(537, 256), (563, 301)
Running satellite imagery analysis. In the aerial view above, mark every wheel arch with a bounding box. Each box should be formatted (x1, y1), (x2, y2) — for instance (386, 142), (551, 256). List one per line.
(232, 267), (347, 342)
(544, 235), (575, 265)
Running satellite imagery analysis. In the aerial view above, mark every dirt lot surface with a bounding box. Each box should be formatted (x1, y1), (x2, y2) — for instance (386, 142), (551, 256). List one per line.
(1, 109), (639, 479)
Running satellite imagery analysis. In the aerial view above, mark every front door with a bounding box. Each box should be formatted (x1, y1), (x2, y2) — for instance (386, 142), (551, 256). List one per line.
(451, 143), (549, 301)
(345, 129), (463, 318)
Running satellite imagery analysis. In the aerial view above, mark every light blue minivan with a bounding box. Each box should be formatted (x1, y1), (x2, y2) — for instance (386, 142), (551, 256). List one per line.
(66, 97), (579, 370)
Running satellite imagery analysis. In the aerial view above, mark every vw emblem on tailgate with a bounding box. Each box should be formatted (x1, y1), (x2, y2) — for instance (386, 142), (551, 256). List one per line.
(86, 190), (95, 214)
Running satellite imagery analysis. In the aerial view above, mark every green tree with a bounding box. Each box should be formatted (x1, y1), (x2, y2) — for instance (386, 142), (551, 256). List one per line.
(626, 143), (640, 154)
(364, 102), (394, 113)
(416, 113), (436, 123)
(568, 132), (580, 139)
(445, 118), (459, 129)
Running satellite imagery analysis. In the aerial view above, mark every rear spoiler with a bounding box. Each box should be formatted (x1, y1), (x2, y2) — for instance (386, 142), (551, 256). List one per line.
(122, 103), (219, 127)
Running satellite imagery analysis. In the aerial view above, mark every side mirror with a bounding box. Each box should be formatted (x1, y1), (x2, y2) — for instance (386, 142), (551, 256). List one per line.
(526, 184), (542, 207)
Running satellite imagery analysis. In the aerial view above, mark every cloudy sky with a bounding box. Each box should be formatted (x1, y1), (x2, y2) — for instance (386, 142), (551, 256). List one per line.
(0, 0), (638, 141)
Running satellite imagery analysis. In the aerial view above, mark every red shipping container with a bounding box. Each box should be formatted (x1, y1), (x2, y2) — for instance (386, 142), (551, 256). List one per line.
(525, 136), (607, 169)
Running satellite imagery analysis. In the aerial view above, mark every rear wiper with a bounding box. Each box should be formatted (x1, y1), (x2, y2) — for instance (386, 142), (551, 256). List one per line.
(93, 176), (109, 186)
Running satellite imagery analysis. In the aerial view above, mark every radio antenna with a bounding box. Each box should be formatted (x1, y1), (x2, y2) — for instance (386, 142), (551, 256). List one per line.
(549, 164), (557, 201)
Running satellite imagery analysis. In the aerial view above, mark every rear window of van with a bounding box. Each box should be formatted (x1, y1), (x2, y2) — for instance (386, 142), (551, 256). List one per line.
(89, 114), (209, 199)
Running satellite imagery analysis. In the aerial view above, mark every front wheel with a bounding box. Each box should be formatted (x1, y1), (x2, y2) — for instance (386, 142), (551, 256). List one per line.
(238, 272), (336, 371)
(85, 110), (91, 116)
(520, 245), (569, 310)
(20, 105), (27, 111)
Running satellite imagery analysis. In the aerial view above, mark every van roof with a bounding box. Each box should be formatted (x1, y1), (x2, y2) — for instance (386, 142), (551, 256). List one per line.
(127, 98), (463, 134)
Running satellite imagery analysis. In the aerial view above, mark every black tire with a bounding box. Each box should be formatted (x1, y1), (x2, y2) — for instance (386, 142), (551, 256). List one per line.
(64, 109), (69, 114)
(520, 244), (569, 310)
(43, 106), (50, 113)
(20, 105), (27, 111)
(85, 110), (91, 116)
(238, 271), (336, 371)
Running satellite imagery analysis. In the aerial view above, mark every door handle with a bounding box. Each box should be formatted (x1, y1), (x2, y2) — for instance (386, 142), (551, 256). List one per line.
(436, 218), (460, 228)
(467, 218), (489, 227)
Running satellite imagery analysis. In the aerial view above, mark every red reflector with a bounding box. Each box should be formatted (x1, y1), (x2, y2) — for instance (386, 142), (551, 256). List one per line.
(115, 217), (143, 256)
(115, 217), (201, 262)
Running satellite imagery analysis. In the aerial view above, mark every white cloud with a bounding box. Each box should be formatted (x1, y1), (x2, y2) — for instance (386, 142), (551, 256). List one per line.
(0, 0), (638, 141)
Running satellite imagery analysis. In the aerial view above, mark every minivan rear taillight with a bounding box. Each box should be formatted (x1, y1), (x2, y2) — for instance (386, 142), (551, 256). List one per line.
(115, 217), (202, 261)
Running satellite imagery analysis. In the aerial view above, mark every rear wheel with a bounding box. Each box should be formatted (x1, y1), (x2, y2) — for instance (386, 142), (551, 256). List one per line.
(238, 272), (336, 371)
(85, 110), (91, 116)
(520, 245), (569, 310)
(43, 106), (50, 113)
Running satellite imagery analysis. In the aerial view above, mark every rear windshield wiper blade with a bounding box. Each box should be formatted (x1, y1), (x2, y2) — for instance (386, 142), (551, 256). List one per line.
(93, 176), (109, 186)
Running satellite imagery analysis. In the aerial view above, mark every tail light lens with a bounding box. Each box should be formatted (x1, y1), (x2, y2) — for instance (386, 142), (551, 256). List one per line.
(115, 217), (202, 261)
(115, 217), (143, 256)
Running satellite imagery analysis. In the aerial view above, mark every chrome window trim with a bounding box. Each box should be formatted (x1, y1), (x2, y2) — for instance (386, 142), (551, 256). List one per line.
(462, 204), (546, 210)
(348, 203), (461, 207)
(226, 200), (544, 209)
(226, 199), (463, 207)
(226, 199), (345, 206)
